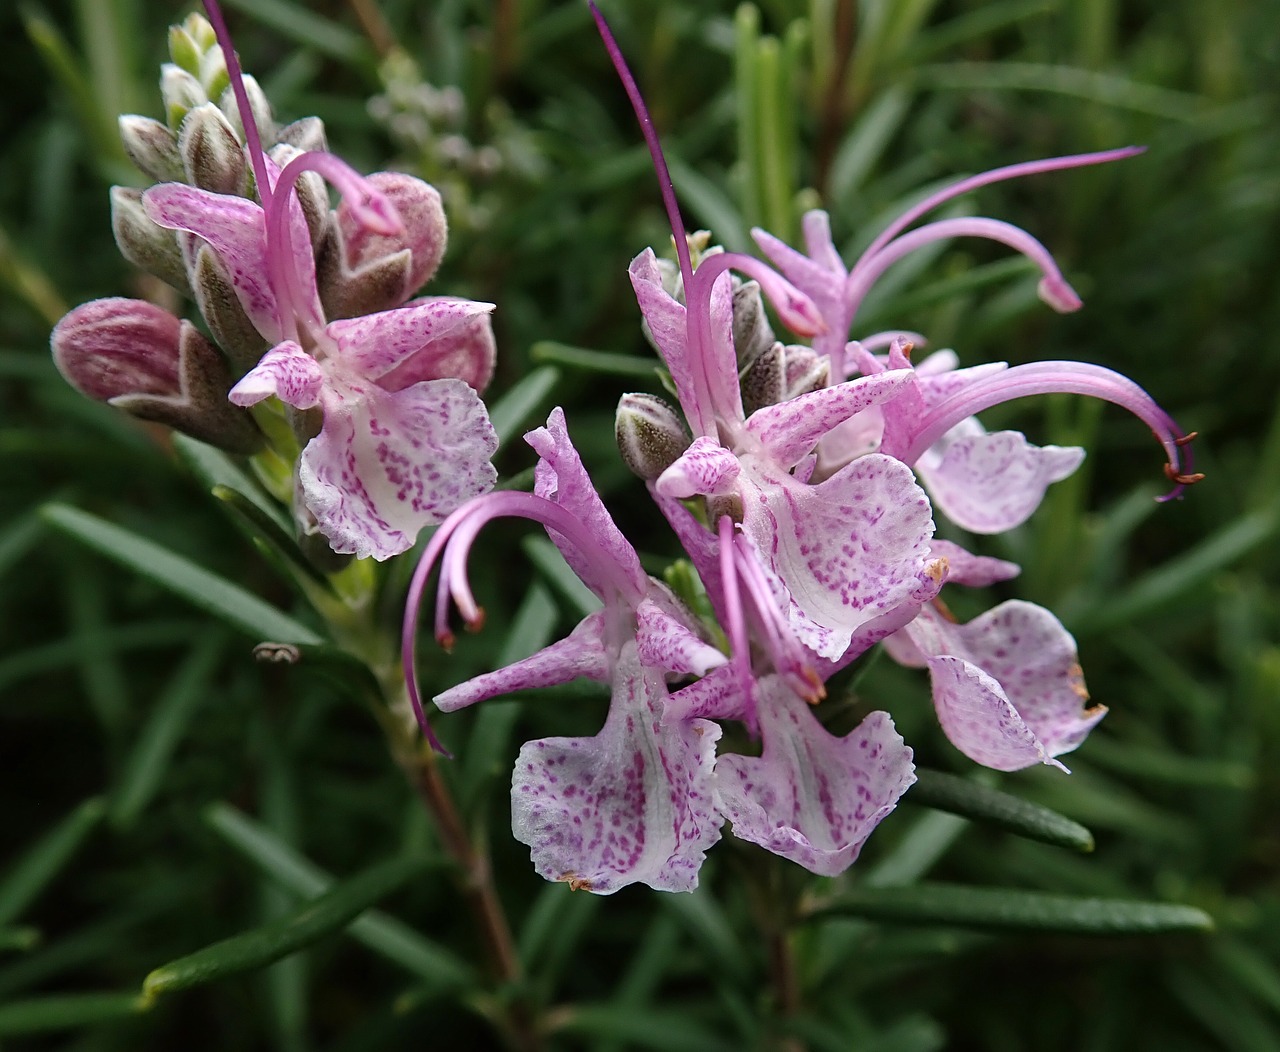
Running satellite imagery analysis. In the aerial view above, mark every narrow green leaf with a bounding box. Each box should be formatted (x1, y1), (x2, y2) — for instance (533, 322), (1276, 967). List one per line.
(204, 803), (472, 987)
(110, 635), (225, 828)
(553, 1004), (738, 1052)
(219, 0), (371, 64)
(172, 435), (291, 534)
(487, 364), (561, 448)
(809, 882), (1214, 935)
(0, 797), (106, 928)
(521, 535), (602, 619)
(0, 928), (40, 953)
(667, 155), (751, 254)
(529, 342), (661, 379)
(142, 854), (431, 1001)
(0, 991), (146, 1035)
(907, 769), (1095, 853)
(42, 504), (323, 645)
(0, 513), (43, 580)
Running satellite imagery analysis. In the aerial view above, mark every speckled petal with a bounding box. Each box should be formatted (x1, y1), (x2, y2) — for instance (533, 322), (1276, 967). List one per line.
(928, 539), (1020, 587)
(741, 454), (936, 660)
(435, 611), (609, 712)
(527, 408), (646, 597)
(715, 678), (915, 876)
(655, 436), (741, 499)
(745, 370), (911, 468)
(636, 596), (727, 677)
(228, 340), (323, 409)
(511, 644), (723, 894)
(300, 378), (497, 560)
(628, 249), (703, 428)
(918, 428), (1084, 533)
(898, 603), (1104, 770)
(327, 297), (495, 382)
(143, 183), (280, 342)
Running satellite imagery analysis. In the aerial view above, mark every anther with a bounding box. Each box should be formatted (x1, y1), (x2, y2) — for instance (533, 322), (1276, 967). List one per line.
(1163, 463), (1206, 486)
(1174, 431), (1198, 447)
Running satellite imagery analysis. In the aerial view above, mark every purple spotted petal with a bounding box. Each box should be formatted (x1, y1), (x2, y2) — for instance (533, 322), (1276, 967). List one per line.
(527, 408), (645, 597)
(715, 678), (915, 876)
(752, 213), (851, 362)
(745, 370), (912, 468)
(375, 303), (496, 393)
(327, 297), (496, 382)
(918, 426), (1085, 533)
(629, 249), (704, 429)
(511, 644), (723, 894)
(636, 596), (727, 677)
(741, 454), (936, 660)
(435, 611), (609, 711)
(928, 539), (1020, 587)
(897, 603), (1104, 770)
(655, 437), (741, 499)
(300, 378), (497, 560)
(144, 183), (281, 342)
(228, 340), (324, 409)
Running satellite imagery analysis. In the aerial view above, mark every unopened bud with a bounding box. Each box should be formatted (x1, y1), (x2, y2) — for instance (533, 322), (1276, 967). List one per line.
(782, 345), (829, 400)
(199, 47), (229, 103)
(220, 75), (274, 149)
(191, 243), (268, 374)
(731, 279), (774, 368)
(179, 104), (247, 195)
(317, 172), (447, 318)
(161, 64), (205, 130)
(51, 298), (263, 453)
(167, 23), (202, 76)
(111, 187), (189, 292)
(740, 342), (784, 415)
(616, 393), (690, 480)
(275, 116), (328, 154)
(118, 116), (184, 183)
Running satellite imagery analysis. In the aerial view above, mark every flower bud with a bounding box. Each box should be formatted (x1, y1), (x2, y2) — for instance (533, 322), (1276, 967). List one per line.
(317, 172), (448, 318)
(167, 22), (202, 77)
(161, 63), (205, 130)
(118, 115), (184, 183)
(731, 279), (775, 368)
(220, 75), (274, 149)
(179, 104), (247, 195)
(275, 116), (328, 154)
(782, 345), (829, 400)
(111, 187), (189, 291)
(616, 393), (690, 481)
(190, 243), (268, 375)
(740, 341), (784, 415)
(51, 298), (263, 453)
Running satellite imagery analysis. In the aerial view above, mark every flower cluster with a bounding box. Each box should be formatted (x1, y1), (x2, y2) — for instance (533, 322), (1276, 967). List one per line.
(403, 6), (1199, 894)
(52, 5), (498, 561)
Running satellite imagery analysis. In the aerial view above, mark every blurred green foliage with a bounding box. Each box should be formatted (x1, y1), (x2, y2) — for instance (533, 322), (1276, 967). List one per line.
(1, 0), (1277, 1048)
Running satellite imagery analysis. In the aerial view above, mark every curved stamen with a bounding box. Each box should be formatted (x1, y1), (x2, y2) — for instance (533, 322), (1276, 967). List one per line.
(202, 1), (272, 210)
(895, 360), (1201, 500)
(717, 515), (753, 707)
(854, 147), (1145, 275)
(403, 491), (647, 747)
(265, 152), (406, 345)
(846, 217), (1082, 321)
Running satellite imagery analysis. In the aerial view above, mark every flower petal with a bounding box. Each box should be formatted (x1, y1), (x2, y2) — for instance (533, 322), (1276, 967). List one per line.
(527, 408), (646, 598)
(918, 428), (1084, 533)
(655, 436), (741, 499)
(511, 644), (723, 894)
(300, 378), (497, 560)
(715, 678), (915, 876)
(898, 603), (1104, 770)
(741, 454), (936, 660)
(228, 340), (324, 409)
(435, 611), (610, 711)
(327, 297), (496, 384)
(144, 183), (281, 342)
(629, 249), (705, 431)
(928, 539), (1020, 587)
(636, 595), (727, 677)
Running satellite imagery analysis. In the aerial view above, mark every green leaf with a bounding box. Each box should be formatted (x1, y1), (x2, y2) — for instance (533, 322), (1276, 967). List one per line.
(0, 928), (40, 954)
(0, 797), (106, 928)
(521, 534), (602, 619)
(906, 769), (1095, 853)
(172, 435), (291, 534)
(488, 364), (561, 448)
(142, 854), (432, 1001)
(42, 504), (323, 645)
(109, 635), (225, 829)
(808, 882), (1215, 935)
(553, 1004), (738, 1052)
(204, 803), (472, 988)
(0, 991), (146, 1035)
(529, 342), (662, 379)
(219, 0), (372, 64)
